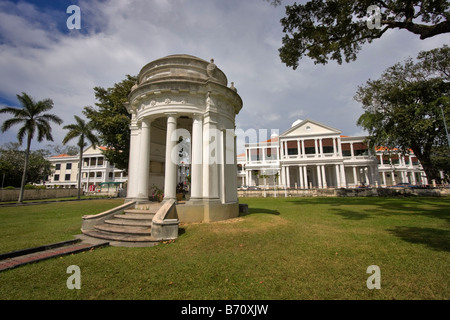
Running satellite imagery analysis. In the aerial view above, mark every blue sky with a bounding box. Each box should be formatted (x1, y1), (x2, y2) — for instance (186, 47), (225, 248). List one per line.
(0, 0), (448, 152)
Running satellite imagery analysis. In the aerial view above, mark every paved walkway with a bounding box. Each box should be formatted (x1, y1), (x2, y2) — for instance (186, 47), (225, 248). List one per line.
(0, 237), (109, 272)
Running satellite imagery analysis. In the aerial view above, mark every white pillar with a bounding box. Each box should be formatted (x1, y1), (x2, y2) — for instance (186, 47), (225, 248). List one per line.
(333, 138), (337, 157)
(350, 142), (355, 158)
(190, 114), (203, 199)
(382, 171), (387, 186)
(126, 121), (140, 199)
(136, 119), (151, 199)
(286, 166), (290, 188)
(339, 164), (346, 188)
(353, 166), (358, 187)
(299, 165), (304, 189)
(319, 139), (323, 157)
(164, 114), (177, 200)
(297, 140), (301, 158)
(316, 165), (322, 188)
(321, 165), (327, 188)
(314, 139), (319, 157)
(335, 164), (341, 188)
(303, 166), (308, 189)
(337, 137), (342, 157)
(202, 112), (219, 199)
(301, 139), (305, 158)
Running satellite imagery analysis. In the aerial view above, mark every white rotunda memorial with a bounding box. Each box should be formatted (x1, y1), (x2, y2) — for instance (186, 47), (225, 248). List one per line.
(125, 54), (243, 223)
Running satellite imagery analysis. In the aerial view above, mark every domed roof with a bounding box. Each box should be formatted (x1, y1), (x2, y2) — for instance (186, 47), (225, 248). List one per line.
(137, 54), (228, 87)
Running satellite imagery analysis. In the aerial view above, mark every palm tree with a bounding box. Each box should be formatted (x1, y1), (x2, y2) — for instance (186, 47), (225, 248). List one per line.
(0, 92), (63, 203)
(62, 115), (99, 200)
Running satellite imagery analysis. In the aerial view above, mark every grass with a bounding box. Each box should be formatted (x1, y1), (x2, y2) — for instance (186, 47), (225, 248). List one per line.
(0, 196), (448, 300)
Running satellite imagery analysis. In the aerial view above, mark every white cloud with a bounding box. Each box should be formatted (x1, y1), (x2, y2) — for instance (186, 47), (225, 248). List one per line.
(0, 0), (448, 151)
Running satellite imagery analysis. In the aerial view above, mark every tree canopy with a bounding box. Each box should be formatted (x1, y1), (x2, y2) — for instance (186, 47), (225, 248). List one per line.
(356, 45), (450, 183)
(63, 115), (99, 199)
(278, 0), (450, 69)
(0, 143), (51, 188)
(0, 92), (62, 202)
(83, 75), (137, 172)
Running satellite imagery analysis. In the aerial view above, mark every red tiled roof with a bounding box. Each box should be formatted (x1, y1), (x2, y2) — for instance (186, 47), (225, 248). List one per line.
(50, 154), (71, 158)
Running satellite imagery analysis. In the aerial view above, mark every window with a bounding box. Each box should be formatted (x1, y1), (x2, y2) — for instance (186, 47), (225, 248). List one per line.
(287, 148), (298, 155)
(54, 174), (60, 181)
(55, 163), (61, 170)
(97, 157), (104, 166)
(65, 174), (71, 181)
(322, 146), (334, 154)
(66, 163), (72, 170)
(96, 172), (102, 178)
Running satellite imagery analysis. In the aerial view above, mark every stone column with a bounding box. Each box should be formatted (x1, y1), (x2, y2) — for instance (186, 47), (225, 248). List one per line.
(340, 164), (347, 188)
(126, 120), (140, 200)
(136, 119), (151, 200)
(301, 139), (305, 158)
(353, 166), (358, 187)
(299, 165), (304, 189)
(190, 114), (203, 200)
(321, 165), (327, 188)
(316, 165), (322, 188)
(202, 112), (219, 200)
(164, 113), (178, 200)
(319, 139), (323, 157)
(333, 138), (337, 157)
(303, 166), (308, 189)
(314, 139), (319, 157)
(286, 166), (290, 188)
(335, 164), (341, 188)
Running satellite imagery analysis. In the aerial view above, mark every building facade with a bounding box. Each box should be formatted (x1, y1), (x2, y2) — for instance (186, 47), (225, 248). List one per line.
(45, 145), (127, 193)
(237, 119), (427, 189)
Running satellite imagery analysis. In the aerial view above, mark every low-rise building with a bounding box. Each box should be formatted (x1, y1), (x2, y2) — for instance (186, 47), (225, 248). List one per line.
(45, 145), (127, 194)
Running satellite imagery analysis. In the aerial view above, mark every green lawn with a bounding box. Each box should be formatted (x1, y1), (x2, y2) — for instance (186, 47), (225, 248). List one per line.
(0, 196), (448, 300)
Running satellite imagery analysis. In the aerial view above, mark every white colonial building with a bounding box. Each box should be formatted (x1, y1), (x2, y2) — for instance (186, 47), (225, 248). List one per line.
(45, 145), (127, 194)
(237, 119), (427, 189)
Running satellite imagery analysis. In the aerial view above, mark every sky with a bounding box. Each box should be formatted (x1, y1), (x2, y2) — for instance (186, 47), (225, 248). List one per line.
(0, 0), (448, 153)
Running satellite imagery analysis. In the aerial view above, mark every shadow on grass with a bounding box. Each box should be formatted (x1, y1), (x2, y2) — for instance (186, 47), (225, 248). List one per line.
(388, 226), (450, 252)
(240, 207), (280, 217)
(288, 197), (450, 223)
(331, 209), (372, 220)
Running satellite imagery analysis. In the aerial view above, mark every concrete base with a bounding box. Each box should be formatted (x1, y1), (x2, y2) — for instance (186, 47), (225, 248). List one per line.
(177, 200), (239, 223)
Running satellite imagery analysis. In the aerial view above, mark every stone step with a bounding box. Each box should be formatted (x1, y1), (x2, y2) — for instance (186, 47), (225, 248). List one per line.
(83, 230), (158, 243)
(124, 208), (158, 214)
(134, 202), (162, 211)
(95, 224), (151, 236)
(105, 218), (152, 227)
(114, 213), (155, 220)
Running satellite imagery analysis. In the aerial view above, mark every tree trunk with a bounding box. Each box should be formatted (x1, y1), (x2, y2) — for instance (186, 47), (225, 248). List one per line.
(18, 135), (32, 203)
(414, 151), (442, 185)
(77, 144), (84, 200)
